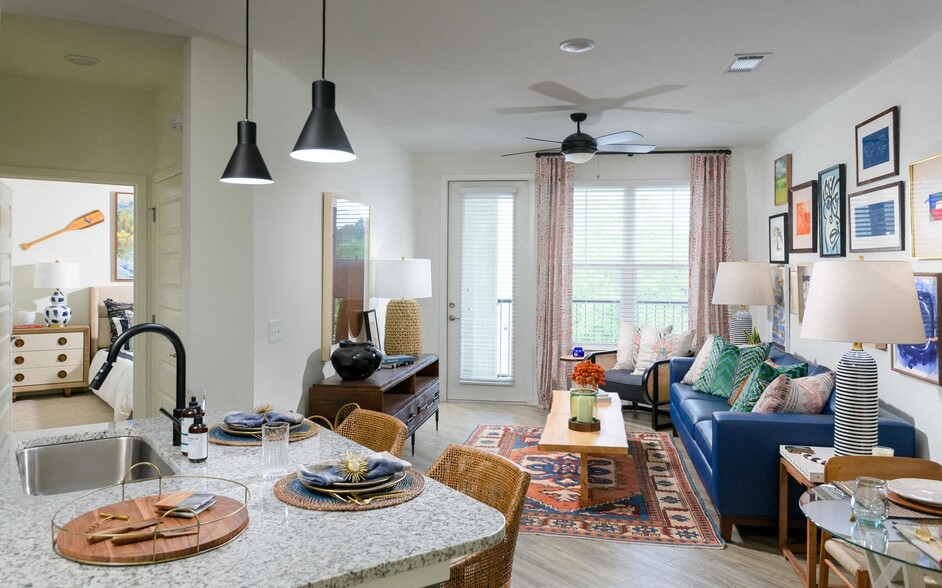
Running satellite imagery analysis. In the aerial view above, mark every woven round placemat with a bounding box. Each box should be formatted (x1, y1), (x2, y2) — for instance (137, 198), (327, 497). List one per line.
(273, 470), (425, 511)
(208, 419), (319, 446)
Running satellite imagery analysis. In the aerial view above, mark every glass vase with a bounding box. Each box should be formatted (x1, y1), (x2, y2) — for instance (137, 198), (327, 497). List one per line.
(569, 388), (598, 423)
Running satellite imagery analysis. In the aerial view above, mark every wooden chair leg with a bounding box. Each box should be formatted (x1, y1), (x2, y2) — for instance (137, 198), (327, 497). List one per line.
(856, 569), (871, 588)
(818, 533), (831, 588)
(719, 516), (733, 541)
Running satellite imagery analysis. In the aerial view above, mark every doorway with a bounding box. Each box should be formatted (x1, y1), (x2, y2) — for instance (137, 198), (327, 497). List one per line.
(446, 180), (532, 402)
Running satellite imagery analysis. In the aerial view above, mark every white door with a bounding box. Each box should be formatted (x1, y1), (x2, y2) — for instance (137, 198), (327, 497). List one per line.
(446, 181), (532, 402)
(0, 182), (13, 448)
(148, 172), (183, 418)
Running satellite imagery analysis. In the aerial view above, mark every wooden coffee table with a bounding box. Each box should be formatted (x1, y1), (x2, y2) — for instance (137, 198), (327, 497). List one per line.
(538, 389), (629, 503)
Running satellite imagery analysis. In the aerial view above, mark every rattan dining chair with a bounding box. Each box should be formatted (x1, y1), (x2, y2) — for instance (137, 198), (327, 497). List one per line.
(427, 444), (530, 588)
(818, 456), (942, 588)
(334, 408), (408, 458)
(334, 402), (360, 430)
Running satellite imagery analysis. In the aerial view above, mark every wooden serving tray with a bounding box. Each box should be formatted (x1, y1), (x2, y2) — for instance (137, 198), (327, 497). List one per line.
(56, 494), (248, 565)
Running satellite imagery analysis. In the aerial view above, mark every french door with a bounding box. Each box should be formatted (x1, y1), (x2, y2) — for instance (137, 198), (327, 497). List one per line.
(446, 181), (531, 402)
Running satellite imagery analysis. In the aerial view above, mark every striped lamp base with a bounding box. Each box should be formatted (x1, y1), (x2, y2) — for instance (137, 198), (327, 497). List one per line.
(729, 309), (753, 346)
(834, 348), (879, 456)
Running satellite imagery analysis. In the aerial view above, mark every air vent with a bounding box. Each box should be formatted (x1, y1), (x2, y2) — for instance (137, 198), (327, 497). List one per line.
(723, 53), (770, 73)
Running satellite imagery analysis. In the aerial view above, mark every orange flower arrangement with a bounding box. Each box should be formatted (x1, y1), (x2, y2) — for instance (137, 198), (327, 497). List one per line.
(572, 360), (606, 389)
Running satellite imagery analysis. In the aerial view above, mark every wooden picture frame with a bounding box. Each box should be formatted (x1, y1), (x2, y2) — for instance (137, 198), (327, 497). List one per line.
(774, 154), (792, 206)
(788, 181), (817, 253)
(113, 192), (134, 281)
(817, 164), (845, 257)
(322, 193), (370, 361)
(909, 152), (942, 259)
(362, 309), (381, 351)
(891, 273), (941, 386)
(848, 181), (904, 253)
(856, 106), (899, 186)
(768, 213), (789, 263)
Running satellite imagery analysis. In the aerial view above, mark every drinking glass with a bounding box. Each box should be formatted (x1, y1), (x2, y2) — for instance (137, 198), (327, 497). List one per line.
(851, 476), (888, 526)
(262, 422), (290, 480)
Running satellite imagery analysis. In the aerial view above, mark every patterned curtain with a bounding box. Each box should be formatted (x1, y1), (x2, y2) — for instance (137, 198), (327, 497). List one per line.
(688, 153), (731, 349)
(535, 156), (575, 409)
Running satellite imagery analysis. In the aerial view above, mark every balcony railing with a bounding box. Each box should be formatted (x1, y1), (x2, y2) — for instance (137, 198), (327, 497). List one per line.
(572, 298), (688, 344)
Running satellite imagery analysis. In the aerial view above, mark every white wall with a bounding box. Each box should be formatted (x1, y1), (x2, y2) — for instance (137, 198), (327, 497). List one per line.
(5, 179), (132, 326)
(745, 31), (942, 458)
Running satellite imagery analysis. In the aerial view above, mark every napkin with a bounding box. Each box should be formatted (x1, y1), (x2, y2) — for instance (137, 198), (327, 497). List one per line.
(223, 411), (265, 428)
(895, 524), (942, 564)
(297, 451), (411, 488)
(266, 410), (304, 425)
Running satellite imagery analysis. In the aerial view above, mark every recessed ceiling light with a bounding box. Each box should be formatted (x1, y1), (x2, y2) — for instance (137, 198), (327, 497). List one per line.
(559, 38), (596, 54)
(723, 53), (770, 73)
(64, 54), (100, 67)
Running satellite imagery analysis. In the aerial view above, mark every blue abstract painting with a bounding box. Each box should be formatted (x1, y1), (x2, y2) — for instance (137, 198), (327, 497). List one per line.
(893, 275), (940, 385)
(862, 127), (890, 170)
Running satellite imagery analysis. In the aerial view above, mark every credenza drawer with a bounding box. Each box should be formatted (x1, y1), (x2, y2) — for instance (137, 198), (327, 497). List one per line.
(13, 349), (83, 369)
(13, 365), (84, 386)
(12, 332), (84, 351)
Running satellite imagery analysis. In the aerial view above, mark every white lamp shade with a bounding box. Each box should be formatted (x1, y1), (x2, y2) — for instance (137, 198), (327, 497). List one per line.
(801, 261), (925, 344)
(711, 261), (775, 306)
(373, 258), (432, 299)
(33, 262), (80, 289)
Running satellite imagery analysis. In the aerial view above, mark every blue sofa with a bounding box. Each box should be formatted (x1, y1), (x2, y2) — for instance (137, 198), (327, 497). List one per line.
(669, 347), (916, 540)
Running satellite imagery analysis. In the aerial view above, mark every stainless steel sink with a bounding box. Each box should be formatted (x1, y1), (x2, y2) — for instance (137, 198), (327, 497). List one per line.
(16, 436), (175, 496)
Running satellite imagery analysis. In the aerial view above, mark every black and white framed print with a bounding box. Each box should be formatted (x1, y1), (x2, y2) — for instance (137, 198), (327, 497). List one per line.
(855, 106), (899, 186)
(818, 164), (846, 257)
(768, 213), (789, 263)
(848, 181), (905, 253)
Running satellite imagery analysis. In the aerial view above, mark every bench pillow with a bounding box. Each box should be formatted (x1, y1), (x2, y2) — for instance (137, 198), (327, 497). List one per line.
(614, 322), (638, 371)
(682, 334), (719, 385)
(632, 325), (673, 375)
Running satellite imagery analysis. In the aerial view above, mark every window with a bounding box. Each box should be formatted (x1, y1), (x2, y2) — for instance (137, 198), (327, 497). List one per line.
(572, 180), (690, 346)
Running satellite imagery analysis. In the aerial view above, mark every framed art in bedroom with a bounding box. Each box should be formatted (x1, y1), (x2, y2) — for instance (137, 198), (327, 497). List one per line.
(113, 192), (134, 281)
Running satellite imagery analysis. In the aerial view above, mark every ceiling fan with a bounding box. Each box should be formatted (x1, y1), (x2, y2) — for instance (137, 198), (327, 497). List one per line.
(501, 112), (655, 163)
(495, 82), (690, 117)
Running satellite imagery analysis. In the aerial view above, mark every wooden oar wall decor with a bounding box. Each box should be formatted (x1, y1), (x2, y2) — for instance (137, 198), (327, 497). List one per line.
(20, 210), (105, 250)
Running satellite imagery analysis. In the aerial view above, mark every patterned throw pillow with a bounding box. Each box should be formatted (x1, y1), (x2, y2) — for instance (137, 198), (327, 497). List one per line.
(730, 343), (771, 396)
(104, 298), (133, 346)
(753, 372), (835, 414)
(632, 325), (673, 375)
(682, 334), (717, 385)
(110, 315), (133, 351)
(691, 336), (734, 395)
(614, 321), (637, 371)
(656, 329), (696, 361)
(729, 360), (808, 412)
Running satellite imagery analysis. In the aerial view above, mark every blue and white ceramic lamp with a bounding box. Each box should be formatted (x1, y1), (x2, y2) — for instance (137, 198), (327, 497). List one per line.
(33, 261), (81, 327)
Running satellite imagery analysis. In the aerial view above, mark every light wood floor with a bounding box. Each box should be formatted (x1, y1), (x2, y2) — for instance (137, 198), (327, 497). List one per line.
(412, 401), (800, 588)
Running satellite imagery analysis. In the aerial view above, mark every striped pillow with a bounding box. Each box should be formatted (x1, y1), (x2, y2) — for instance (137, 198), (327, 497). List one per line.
(730, 360), (808, 412)
(753, 372), (835, 414)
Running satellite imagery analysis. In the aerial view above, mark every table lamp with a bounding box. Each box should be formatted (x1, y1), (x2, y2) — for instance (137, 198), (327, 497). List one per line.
(33, 261), (81, 326)
(711, 261), (775, 345)
(801, 260), (924, 456)
(373, 258), (431, 355)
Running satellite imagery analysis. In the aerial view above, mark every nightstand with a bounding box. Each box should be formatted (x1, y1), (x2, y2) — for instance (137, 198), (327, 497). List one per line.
(11, 325), (90, 401)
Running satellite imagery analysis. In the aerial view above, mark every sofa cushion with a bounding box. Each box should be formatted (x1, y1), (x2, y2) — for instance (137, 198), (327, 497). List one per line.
(754, 372), (835, 414)
(614, 321), (638, 371)
(730, 360), (809, 413)
(679, 396), (730, 428)
(682, 334), (718, 385)
(694, 419), (714, 456)
(691, 336), (734, 395)
(731, 344), (772, 395)
(604, 370), (645, 404)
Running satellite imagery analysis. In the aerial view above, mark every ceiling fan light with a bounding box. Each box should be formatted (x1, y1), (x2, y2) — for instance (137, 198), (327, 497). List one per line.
(291, 80), (356, 163)
(559, 38), (595, 54)
(221, 120), (274, 184)
(563, 150), (595, 164)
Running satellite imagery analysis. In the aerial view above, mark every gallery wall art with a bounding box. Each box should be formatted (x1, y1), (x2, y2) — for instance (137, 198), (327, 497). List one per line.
(909, 152), (942, 259)
(788, 181), (817, 253)
(891, 273), (940, 385)
(774, 154), (792, 206)
(768, 213), (788, 263)
(113, 192), (134, 281)
(848, 182), (904, 253)
(770, 265), (788, 350)
(856, 106), (899, 186)
(818, 164), (845, 257)
(797, 263), (813, 326)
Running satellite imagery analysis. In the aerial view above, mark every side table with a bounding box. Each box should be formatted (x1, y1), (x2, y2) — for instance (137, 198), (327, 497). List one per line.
(779, 445), (835, 588)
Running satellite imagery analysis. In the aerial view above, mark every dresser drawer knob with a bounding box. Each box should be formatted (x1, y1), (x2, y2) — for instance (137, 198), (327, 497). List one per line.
(14, 373), (24, 382)
(58, 370), (68, 379)
(14, 356), (24, 365)
(57, 337), (68, 346)
(57, 354), (68, 362)
(14, 339), (24, 348)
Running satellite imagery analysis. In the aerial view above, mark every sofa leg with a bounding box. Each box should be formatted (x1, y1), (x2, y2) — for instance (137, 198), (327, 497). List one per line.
(719, 517), (733, 542)
(670, 425), (678, 437)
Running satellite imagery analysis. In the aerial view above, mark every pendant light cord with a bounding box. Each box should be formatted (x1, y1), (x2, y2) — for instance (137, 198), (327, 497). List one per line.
(244, 0), (250, 120)
(321, 0), (327, 79)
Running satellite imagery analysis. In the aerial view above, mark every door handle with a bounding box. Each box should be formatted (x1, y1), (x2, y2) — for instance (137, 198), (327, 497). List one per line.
(448, 314), (460, 321)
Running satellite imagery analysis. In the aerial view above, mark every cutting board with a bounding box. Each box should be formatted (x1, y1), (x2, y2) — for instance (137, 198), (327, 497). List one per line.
(55, 494), (248, 565)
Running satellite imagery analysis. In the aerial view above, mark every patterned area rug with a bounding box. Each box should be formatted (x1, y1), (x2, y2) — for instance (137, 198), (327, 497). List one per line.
(465, 425), (724, 547)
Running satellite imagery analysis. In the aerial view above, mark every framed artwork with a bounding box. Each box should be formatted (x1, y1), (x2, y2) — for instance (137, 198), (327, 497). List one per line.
(770, 265), (788, 351)
(818, 164), (845, 257)
(768, 213), (789, 263)
(362, 309), (381, 351)
(891, 273), (940, 385)
(774, 154), (792, 206)
(788, 180), (818, 253)
(909, 152), (942, 259)
(789, 269), (799, 316)
(848, 181), (904, 253)
(796, 263), (813, 326)
(113, 192), (134, 281)
(855, 106), (899, 186)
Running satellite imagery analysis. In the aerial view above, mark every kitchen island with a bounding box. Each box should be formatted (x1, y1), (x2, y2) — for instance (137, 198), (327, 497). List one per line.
(1, 413), (505, 587)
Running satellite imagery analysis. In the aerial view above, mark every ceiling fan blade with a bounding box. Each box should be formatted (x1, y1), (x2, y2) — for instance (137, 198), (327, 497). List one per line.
(595, 130), (643, 145)
(525, 137), (563, 144)
(501, 148), (560, 157)
(617, 84), (686, 104)
(528, 81), (591, 105)
(599, 144), (657, 154)
(617, 106), (691, 115)
(495, 105), (573, 115)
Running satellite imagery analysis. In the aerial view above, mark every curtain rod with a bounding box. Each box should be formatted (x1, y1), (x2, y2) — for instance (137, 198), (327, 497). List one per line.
(534, 149), (731, 157)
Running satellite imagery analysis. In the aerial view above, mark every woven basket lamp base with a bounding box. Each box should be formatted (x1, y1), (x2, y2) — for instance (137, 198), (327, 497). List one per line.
(384, 298), (422, 355)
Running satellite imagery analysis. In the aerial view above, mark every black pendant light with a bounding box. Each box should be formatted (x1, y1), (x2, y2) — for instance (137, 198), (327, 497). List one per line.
(221, 0), (274, 184)
(290, 0), (356, 163)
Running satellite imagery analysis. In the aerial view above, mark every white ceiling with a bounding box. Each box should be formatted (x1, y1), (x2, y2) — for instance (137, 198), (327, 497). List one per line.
(2, 0), (942, 153)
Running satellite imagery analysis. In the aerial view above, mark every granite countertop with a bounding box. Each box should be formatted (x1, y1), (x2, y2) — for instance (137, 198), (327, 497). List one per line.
(2, 413), (505, 587)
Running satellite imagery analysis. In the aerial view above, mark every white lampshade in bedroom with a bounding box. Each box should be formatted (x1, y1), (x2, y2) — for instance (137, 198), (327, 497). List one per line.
(33, 261), (81, 326)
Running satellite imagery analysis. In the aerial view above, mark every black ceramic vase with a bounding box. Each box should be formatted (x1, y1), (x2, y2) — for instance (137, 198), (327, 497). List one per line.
(330, 340), (383, 380)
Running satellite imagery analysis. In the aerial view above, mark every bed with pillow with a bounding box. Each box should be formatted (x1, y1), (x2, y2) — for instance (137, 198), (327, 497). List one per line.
(88, 285), (134, 421)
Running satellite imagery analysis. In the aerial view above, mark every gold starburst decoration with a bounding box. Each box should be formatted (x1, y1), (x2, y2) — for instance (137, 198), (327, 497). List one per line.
(254, 403), (273, 414)
(338, 451), (369, 483)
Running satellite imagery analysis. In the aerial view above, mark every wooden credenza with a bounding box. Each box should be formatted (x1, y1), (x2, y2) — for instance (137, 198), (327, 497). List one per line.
(308, 354), (440, 454)
(12, 325), (90, 401)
